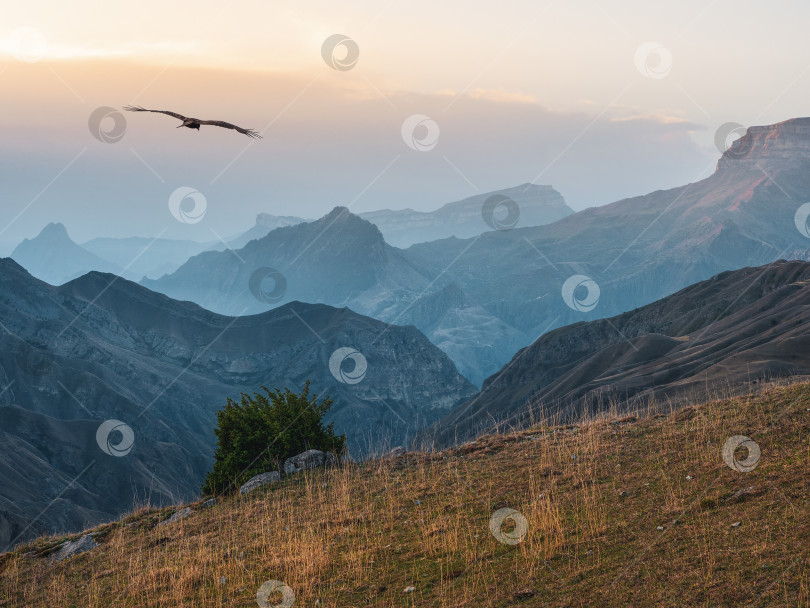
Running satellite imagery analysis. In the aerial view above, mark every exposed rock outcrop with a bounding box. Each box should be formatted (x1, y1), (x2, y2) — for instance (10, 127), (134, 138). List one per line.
(717, 117), (810, 170)
(52, 535), (97, 562)
(384, 446), (405, 458)
(239, 472), (281, 494)
(158, 507), (193, 526)
(283, 450), (337, 475)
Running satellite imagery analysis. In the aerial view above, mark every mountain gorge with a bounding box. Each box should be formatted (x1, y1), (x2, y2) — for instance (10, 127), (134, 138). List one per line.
(10, 185), (573, 387)
(7, 117), (810, 550)
(143, 119), (810, 387)
(143, 207), (521, 385)
(0, 259), (474, 548)
(8, 3), (810, 602)
(426, 259), (810, 444)
(405, 117), (810, 356)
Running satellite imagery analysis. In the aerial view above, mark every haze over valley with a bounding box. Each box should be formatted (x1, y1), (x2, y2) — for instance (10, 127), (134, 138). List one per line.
(2, 3), (809, 606)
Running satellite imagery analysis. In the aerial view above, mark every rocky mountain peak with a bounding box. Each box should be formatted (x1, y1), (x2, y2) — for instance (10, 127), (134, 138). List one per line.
(318, 206), (385, 240)
(10, 223), (123, 286)
(323, 205), (351, 221)
(34, 222), (71, 241)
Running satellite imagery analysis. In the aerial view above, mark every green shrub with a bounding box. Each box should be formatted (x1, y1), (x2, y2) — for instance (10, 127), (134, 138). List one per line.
(202, 380), (345, 495)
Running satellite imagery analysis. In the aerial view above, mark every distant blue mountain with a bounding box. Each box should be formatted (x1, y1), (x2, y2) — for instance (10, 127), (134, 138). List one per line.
(11, 223), (124, 285)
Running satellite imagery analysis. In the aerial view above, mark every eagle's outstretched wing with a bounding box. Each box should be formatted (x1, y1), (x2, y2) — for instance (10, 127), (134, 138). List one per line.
(197, 119), (262, 139)
(123, 105), (188, 121)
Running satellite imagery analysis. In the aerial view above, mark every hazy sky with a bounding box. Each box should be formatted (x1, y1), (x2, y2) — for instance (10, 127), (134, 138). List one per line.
(2, 0), (810, 252)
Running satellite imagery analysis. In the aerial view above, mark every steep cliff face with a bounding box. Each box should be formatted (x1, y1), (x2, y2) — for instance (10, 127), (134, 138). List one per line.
(716, 117), (810, 171)
(0, 259), (475, 548)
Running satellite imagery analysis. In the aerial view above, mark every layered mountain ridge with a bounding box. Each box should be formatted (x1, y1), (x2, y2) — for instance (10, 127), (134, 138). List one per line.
(405, 117), (810, 355)
(425, 259), (810, 445)
(143, 118), (810, 385)
(358, 183), (572, 247)
(142, 207), (519, 385)
(0, 258), (475, 548)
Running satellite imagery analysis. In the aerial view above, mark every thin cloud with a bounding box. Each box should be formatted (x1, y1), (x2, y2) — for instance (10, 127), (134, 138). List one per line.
(469, 88), (538, 104)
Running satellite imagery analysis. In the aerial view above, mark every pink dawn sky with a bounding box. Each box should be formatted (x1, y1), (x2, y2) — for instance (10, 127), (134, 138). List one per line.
(2, 0), (809, 250)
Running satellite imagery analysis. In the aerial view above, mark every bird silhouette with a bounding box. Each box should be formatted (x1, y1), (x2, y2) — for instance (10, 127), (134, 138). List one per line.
(123, 105), (262, 139)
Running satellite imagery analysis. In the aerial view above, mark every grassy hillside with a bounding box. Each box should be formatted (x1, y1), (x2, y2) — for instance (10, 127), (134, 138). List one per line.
(1, 382), (808, 607)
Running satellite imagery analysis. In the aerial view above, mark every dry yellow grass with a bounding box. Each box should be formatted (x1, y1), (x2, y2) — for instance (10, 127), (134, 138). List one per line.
(1, 381), (808, 607)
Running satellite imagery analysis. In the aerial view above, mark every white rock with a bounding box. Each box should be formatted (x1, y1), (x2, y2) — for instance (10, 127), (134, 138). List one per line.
(240, 471), (281, 494)
(52, 535), (97, 562)
(283, 450), (337, 475)
(158, 506), (193, 526)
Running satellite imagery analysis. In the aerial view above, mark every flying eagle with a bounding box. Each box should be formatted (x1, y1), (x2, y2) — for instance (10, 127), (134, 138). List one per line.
(123, 105), (262, 139)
